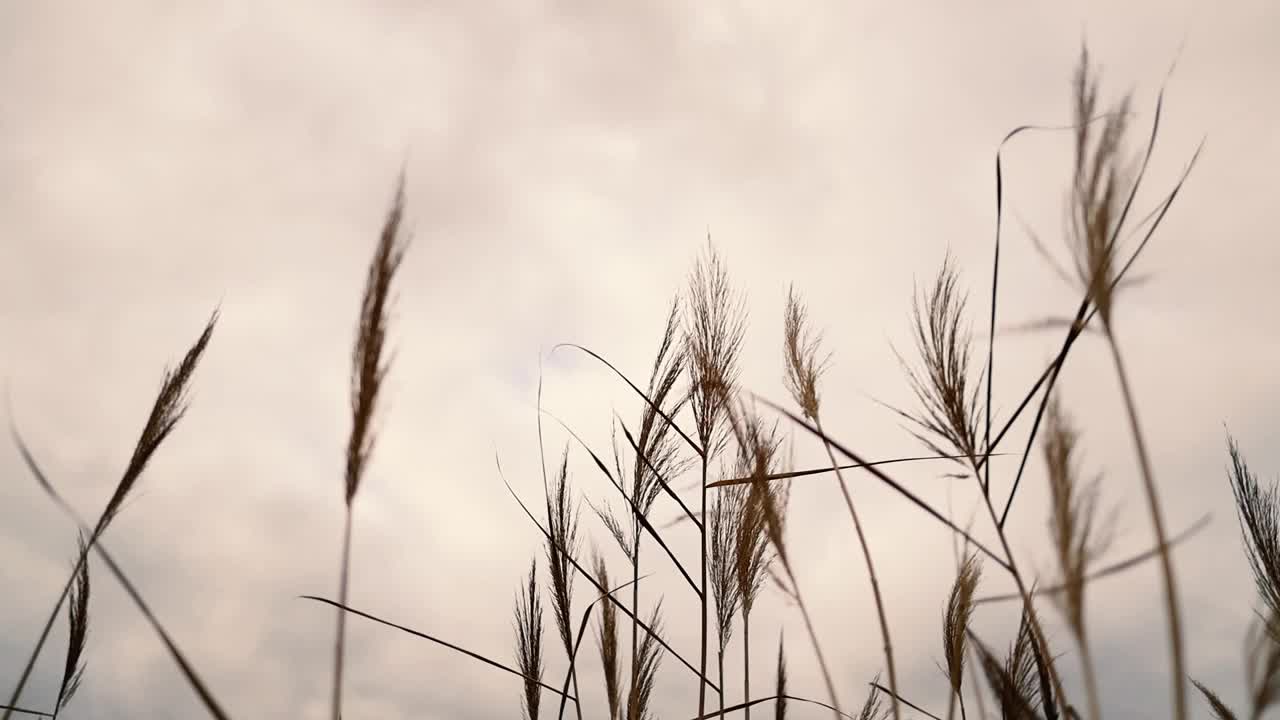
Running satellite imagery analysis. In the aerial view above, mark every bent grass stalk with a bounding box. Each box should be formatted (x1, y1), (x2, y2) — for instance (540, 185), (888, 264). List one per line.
(783, 287), (901, 720)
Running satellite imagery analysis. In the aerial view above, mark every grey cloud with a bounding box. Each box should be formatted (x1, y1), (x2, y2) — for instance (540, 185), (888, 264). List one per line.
(2, 1), (1277, 719)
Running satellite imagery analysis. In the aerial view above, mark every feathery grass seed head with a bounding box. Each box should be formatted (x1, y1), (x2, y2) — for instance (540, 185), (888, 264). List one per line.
(709, 481), (745, 651)
(1042, 395), (1110, 639)
(514, 559), (545, 720)
(686, 241), (746, 457)
(1227, 435), (1280, 625)
(897, 255), (984, 469)
(944, 553), (982, 698)
(626, 603), (665, 720)
(101, 310), (218, 534)
(545, 446), (581, 657)
(56, 532), (91, 714)
(783, 288), (830, 422)
(592, 550), (622, 720)
(1067, 46), (1136, 329)
(345, 175), (408, 506)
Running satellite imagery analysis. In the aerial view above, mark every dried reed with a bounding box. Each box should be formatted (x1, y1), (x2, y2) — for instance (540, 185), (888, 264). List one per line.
(544, 447), (583, 720)
(330, 173), (408, 720)
(1064, 46), (1186, 720)
(593, 551), (623, 720)
(515, 559), (547, 720)
(943, 553), (981, 720)
(52, 533), (90, 719)
(784, 287), (900, 720)
(685, 241), (746, 720)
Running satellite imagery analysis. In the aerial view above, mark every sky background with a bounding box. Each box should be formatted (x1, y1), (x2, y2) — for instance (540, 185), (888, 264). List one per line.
(2, 1), (1278, 719)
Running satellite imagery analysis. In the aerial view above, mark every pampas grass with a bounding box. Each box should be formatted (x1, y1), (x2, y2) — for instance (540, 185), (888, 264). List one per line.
(732, 427), (787, 720)
(785, 287), (901, 720)
(943, 553), (980, 720)
(685, 240), (746, 720)
(593, 551), (623, 720)
(1042, 395), (1110, 719)
(515, 559), (547, 720)
(52, 533), (89, 719)
(1063, 46), (1188, 720)
(1194, 436), (1280, 720)
(5, 40), (1237, 720)
(708, 476), (743, 719)
(626, 602), (665, 720)
(544, 446), (583, 720)
(331, 173), (408, 720)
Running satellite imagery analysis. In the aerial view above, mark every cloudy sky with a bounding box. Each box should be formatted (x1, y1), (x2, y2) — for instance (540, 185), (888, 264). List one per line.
(2, 1), (1278, 719)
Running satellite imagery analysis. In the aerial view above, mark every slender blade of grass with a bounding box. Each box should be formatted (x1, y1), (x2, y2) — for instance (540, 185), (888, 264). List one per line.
(975, 513), (1210, 605)
(0, 705), (50, 718)
(870, 683), (943, 720)
(756, 396), (1009, 571)
(983, 116), (1119, 500)
(552, 343), (703, 458)
(962, 136), (1203, 532)
(708, 453), (1009, 488)
(301, 596), (571, 699)
(996, 104), (1203, 528)
(684, 695), (859, 720)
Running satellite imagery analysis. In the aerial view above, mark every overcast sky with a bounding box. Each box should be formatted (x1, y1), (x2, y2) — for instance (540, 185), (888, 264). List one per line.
(2, 2), (1278, 719)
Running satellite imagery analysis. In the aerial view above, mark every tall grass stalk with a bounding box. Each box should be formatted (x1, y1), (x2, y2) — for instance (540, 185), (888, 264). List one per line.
(897, 252), (1070, 715)
(728, 399), (841, 718)
(1064, 46), (1187, 720)
(686, 241), (745, 720)
(783, 287), (901, 720)
(331, 175), (408, 720)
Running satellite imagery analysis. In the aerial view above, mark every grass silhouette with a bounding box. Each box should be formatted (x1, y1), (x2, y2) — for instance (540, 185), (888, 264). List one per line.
(6, 42), (1256, 720)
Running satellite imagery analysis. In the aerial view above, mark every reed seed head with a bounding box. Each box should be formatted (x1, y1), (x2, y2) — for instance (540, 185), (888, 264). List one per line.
(944, 553), (982, 698)
(727, 403), (788, 614)
(514, 558), (545, 720)
(592, 550), (622, 720)
(56, 532), (92, 714)
(897, 254), (984, 470)
(783, 287), (829, 423)
(345, 174), (408, 506)
(685, 240), (746, 457)
(545, 446), (580, 657)
(1067, 46), (1135, 330)
(1042, 395), (1110, 640)
(633, 297), (692, 520)
(625, 602), (664, 720)
(101, 310), (218, 534)
(1227, 434), (1280, 626)
(709, 479), (745, 651)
